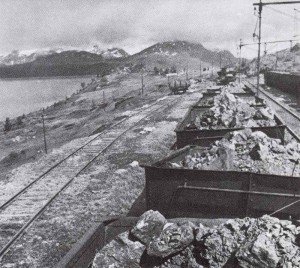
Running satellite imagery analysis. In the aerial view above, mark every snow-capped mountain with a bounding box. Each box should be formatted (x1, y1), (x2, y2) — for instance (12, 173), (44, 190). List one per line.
(0, 41), (238, 78)
(126, 41), (237, 71)
(91, 45), (129, 59)
(0, 49), (63, 66)
(0, 46), (129, 66)
(136, 41), (235, 60)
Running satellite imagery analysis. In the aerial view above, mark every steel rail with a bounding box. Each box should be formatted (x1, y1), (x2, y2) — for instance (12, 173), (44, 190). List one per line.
(244, 80), (300, 121)
(0, 84), (171, 211)
(0, 96), (180, 258)
(0, 110), (133, 210)
(244, 80), (300, 142)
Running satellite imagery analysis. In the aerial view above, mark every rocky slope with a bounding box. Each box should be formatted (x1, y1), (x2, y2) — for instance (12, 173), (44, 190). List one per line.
(93, 210), (300, 268)
(247, 43), (300, 74)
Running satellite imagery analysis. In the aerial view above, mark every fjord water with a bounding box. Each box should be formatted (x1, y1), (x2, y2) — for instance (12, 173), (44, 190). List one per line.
(0, 76), (93, 121)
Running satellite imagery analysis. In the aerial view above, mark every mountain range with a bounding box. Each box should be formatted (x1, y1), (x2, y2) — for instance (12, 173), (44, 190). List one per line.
(0, 41), (238, 78)
(0, 47), (128, 66)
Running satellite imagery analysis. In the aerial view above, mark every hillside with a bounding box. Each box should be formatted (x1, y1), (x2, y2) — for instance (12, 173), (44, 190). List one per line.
(127, 41), (237, 71)
(32, 51), (104, 65)
(247, 43), (300, 74)
(0, 51), (116, 78)
(0, 47), (129, 66)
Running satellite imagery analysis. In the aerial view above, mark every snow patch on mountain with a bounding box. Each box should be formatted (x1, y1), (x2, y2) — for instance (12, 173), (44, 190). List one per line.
(0, 49), (64, 66)
(91, 45), (129, 59)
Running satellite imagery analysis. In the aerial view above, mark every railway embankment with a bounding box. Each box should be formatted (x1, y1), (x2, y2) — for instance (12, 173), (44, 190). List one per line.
(0, 73), (205, 267)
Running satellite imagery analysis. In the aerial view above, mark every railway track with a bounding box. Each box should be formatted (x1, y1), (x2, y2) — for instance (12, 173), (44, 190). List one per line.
(244, 80), (300, 138)
(0, 95), (180, 258)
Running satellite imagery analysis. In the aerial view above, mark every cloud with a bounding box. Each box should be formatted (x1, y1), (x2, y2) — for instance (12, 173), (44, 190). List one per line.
(0, 0), (296, 58)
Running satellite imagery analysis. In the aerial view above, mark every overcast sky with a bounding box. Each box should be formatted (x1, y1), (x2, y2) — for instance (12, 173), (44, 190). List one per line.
(0, 0), (298, 58)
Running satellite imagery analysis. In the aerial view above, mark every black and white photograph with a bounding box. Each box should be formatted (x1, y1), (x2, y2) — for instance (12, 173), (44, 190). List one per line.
(0, 0), (299, 267)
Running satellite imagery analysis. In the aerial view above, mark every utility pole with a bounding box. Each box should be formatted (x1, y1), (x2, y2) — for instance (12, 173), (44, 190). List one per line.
(199, 60), (202, 77)
(42, 109), (48, 154)
(186, 64), (189, 80)
(141, 73), (144, 95)
(239, 39), (242, 84)
(256, 0), (262, 97)
(103, 90), (105, 103)
(295, 8), (299, 37)
(253, 0), (300, 97)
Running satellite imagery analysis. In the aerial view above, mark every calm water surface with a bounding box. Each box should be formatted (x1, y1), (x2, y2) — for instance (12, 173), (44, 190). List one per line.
(0, 76), (93, 121)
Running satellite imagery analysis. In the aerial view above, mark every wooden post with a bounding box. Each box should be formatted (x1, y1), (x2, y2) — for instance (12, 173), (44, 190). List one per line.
(42, 109), (48, 154)
(256, 0), (262, 97)
(200, 60), (202, 77)
(186, 64), (188, 80)
(239, 39), (242, 84)
(141, 73), (144, 95)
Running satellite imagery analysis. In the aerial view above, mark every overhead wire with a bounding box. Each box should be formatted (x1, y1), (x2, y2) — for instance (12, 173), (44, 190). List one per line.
(265, 5), (300, 22)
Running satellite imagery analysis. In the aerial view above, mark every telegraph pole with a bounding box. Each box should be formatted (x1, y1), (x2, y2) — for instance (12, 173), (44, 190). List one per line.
(200, 60), (202, 77)
(141, 73), (144, 95)
(256, 0), (262, 97)
(295, 8), (299, 37)
(42, 109), (48, 154)
(239, 39), (242, 84)
(186, 64), (189, 80)
(253, 0), (300, 97)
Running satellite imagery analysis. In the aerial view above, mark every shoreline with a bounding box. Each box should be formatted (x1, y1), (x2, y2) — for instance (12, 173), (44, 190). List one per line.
(0, 75), (97, 122)
(0, 74), (96, 81)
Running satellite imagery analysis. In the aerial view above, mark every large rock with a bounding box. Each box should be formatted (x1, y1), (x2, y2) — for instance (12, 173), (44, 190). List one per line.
(171, 129), (300, 176)
(147, 221), (195, 258)
(236, 215), (300, 268)
(155, 246), (204, 267)
(194, 89), (277, 130)
(92, 212), (300, 268)
(239, 233), (280, 267)
(130, 210), (167, 245)
(195, 218), (251, 267)
(92, 231), (145, 268)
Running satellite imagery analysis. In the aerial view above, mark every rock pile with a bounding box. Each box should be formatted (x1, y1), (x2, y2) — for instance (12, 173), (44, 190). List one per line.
(92, 210), (300, 267)
(170, 129), (300, 176)
(194, 90), (276, 129)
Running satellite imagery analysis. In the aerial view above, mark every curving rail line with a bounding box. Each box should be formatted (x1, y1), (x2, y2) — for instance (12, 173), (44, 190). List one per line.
(244, 80), (300, 139)
(0, 95), (180, 258)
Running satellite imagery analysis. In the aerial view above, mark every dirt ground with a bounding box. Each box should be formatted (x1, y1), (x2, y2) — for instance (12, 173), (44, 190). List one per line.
(0, 71), (205, 267)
